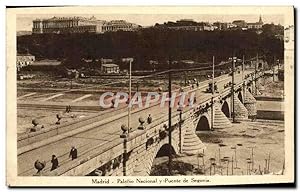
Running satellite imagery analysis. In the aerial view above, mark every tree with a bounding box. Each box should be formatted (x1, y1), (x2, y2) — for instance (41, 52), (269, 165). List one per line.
(17, 28), (283, 70)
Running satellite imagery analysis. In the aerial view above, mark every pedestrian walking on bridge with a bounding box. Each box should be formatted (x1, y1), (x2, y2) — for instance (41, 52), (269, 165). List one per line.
(69, 146), (78, 160)
(50, 155), (59, 171)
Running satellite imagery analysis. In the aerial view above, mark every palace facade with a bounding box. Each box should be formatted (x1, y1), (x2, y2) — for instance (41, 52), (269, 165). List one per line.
(32, 16), (140, 34)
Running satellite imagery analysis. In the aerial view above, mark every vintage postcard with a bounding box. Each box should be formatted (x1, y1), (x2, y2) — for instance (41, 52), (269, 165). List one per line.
(6, 6), (294, 187)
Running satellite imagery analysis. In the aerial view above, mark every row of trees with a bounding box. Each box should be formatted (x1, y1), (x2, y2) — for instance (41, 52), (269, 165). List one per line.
(17, 27), (283, 70)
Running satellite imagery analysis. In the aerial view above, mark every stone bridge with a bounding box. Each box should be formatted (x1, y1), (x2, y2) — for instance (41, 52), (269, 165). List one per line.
(48, 72), (263, 176)
(17, 69), (266, 177)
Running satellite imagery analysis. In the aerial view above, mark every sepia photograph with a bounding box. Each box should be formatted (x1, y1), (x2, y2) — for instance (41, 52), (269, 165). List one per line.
(6, 6), (294, 187)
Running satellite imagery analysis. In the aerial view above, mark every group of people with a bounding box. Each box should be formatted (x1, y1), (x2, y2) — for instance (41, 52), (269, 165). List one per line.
(65, 105), (72, 113)
(34, 146), (78, 173)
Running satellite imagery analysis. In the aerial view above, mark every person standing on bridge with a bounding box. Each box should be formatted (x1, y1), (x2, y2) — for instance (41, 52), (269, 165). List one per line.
(50, 155), (59, 171)
(147, 114), (152, 124)
(69, 146), (78, 160)
(65, 105), (71, 113)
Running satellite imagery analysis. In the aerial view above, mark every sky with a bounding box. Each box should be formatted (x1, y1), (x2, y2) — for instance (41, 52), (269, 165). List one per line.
(16, 14), (284, 31)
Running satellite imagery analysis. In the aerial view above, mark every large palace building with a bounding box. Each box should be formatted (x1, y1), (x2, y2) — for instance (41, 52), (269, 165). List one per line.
(32, 16), (140, 34)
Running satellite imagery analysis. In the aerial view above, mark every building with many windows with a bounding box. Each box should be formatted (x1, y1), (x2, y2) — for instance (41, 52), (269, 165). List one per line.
(101, 64), (120, 74)
(155, 19), (214, 31)
(32, 16), (140, 34)
(102, 20), (140, 32)
(232, 20), (247, 28)
(17, 53), (35, 70)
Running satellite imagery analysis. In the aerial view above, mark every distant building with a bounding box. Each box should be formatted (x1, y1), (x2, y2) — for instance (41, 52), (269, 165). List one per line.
(32, 16), (140, 34)
(284, 25), (294, 43)
(155, 19), (214, 31)
(32, 16), (106, 34)
(102, 20), (140, 32)
(232, 20), (247, 28)
(17, 53), (35, 70)
(249, 59), (266, 69)
(101, 64), (120, 74)
(213, 22), (229, 30)
(275, 34), (284, 41)
(247, 15), (264, 29)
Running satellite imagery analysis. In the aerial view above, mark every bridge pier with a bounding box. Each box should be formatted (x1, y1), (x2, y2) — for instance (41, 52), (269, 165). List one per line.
(212, 103), (232, 130)
(244, 89), (257, 119)
(182, 117), (206, 155)
(232, 93), (248, 121)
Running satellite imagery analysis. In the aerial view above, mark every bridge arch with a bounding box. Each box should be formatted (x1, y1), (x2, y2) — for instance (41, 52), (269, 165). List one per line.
(196, 115), (210, 131)
(248, 87), (252, 93)
(238, 91), (243, 103)
(156, 143), (176, 158)
(221, 100), (230, 117)
(148, 143), (177, 176)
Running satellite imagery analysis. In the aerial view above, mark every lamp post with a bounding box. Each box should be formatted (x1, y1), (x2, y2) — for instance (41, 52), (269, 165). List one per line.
(211, 56), (215, 129)
(120, 124), (129, 176)
(277, 59), (280, 81)
(273, 56), (276, 81)
(168, 58), (172, 175)
(120, 56), (133, 177)
(178, 107), (183, 153)
(255, 54), (258, 95)
(231, 56), (237, 123)
(67, 70), (73, 89)
(177, 91), (183, 152)
(231, 146), (237, 168)
(242, 55), (245, 103)
(122, 58), (134, 133)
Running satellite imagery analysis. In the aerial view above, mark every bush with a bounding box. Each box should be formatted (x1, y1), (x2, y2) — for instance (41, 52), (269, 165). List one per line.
(150, 160), (194, 176)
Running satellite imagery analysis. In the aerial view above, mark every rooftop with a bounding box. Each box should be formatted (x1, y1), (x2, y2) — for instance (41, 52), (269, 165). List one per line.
(34, 16), (106, 23)
(102, 63), (119, 68)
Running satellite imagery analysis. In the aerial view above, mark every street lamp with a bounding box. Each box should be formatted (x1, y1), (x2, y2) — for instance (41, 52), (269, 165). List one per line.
(67, 70), (73, 89)
(168, 58), (172, 175)
(177, 103), (183, 153)
(242, 55), (245, 103)
(255, 54), (258, 95)
(232, 56), (237, 123)
(122, 58), (134, 133)
(211, 56), (215, 129)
